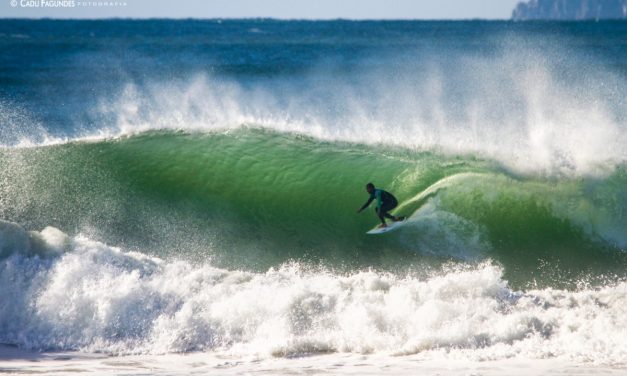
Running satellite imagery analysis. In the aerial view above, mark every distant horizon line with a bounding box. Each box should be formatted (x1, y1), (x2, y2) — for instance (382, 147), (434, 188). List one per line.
(1, 16), (506, 21)
(1, 16), (619, 22)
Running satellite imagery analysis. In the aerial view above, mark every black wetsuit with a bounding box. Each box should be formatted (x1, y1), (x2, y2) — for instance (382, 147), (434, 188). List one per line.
(359, 188), (398, 224)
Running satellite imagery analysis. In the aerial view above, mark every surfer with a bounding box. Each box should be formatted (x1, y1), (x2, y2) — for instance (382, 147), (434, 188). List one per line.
(357, 183), (404, 228)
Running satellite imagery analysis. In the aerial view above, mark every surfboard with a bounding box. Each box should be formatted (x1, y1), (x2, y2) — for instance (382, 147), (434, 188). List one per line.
(366, 217), (407, 235)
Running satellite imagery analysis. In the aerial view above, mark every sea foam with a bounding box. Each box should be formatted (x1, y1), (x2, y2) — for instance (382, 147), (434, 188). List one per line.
(1, 225), (625, 365)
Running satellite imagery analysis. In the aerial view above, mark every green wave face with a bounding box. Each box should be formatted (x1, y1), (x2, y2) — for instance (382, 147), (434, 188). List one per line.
(1, 129), (625, 288)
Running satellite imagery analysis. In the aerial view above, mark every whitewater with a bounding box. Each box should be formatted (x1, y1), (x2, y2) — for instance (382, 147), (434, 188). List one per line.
(1, 222), (626, 374)
(0, 19), (626, 375)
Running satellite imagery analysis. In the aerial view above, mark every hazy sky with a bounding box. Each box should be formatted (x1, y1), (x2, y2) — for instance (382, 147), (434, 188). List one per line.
(2, 0), (522, 19)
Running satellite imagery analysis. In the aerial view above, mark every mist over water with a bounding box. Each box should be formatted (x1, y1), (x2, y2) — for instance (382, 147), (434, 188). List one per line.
(92, 35), (625, 177)
(0, 20), (626, 365)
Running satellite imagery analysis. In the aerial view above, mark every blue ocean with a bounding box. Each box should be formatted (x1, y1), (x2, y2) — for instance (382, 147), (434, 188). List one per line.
(0, 19), (626, 374)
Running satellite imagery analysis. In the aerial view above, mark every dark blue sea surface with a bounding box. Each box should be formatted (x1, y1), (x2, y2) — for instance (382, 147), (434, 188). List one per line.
(1, 20), (625, 136)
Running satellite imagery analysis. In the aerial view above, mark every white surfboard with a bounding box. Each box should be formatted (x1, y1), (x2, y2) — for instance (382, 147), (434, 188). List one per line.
(366, 218), (407, 235)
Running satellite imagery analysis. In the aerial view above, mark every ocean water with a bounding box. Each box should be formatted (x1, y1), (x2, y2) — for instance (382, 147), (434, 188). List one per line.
(0, 19), (626, 374)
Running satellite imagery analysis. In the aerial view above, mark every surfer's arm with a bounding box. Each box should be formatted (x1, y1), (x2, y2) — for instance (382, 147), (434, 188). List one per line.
(357, 195), (375, 213)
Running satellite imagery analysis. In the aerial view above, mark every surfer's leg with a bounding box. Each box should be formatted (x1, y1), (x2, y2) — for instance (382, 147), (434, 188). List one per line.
(380, 202), (397, 221)
(381, 200), (402, 222)
(375, 207), (387, 224)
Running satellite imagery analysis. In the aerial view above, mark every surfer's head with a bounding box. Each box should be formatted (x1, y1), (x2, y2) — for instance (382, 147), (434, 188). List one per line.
(366, 183), (375, 194)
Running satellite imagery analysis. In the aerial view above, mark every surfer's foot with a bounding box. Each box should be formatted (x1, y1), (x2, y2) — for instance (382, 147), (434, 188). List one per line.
(379, 223), (388, 229)
(394, 216), (405, 222)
